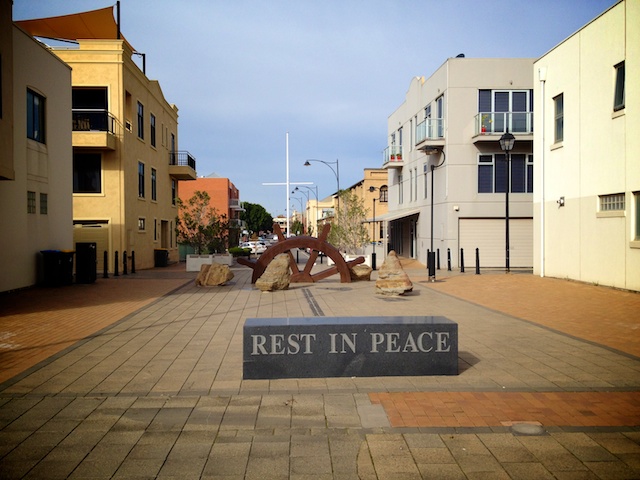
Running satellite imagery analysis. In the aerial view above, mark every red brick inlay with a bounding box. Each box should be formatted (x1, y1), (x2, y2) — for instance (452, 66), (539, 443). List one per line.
(369, 391), (640, 428)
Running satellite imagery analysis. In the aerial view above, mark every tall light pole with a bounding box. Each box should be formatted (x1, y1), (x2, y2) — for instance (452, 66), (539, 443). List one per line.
(303, 159), (340, 214)
(291, 197), (305, 234)
(368, 186), (379, 270)
(499, 130), (515, 273)
(421, 146), (446, 281)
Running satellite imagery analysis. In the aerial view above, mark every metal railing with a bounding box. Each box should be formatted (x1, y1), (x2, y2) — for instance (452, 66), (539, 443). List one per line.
(382, 145), (404, 166)
(72, 110), (116, 133)
(169, 151), (196, 170)
(475, 111), (533, 136)
(415, 118), (445, 144)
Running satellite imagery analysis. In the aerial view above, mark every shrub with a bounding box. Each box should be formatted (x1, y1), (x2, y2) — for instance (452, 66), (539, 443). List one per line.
(229, 247), (251, 257)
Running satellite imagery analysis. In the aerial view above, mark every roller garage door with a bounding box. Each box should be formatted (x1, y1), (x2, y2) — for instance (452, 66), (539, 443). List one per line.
(459, 218), (533, 268)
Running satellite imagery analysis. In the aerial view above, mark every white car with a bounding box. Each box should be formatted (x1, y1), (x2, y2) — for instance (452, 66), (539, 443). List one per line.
(241, 241), (267, 254)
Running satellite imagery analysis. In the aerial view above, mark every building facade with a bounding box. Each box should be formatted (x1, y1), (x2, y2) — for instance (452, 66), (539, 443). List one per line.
(178, 174), (243, 250)
(385, 57), (535, 269)
(533, 0), (639, 290)
(0, 10), (74, 292)
(57, 39), (196, 272)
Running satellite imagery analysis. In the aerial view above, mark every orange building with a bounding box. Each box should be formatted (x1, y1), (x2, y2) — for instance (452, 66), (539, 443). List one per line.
(178, 174), (243, 249)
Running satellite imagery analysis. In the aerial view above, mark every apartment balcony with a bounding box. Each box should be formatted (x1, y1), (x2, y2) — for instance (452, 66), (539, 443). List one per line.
(229, 198), (244, 210)
(415, 118), (445, 146)
(382, 145), (404, 169)
(473, 112), (533, 144)
(169, 151), (197, 180)
(72, 110), (117, 150)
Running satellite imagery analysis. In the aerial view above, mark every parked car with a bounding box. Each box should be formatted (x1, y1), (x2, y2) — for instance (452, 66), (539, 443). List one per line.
(240, 241), (267, 254)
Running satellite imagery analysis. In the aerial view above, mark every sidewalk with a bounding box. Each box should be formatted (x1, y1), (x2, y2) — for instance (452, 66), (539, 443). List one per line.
(1, 259), (639, 479)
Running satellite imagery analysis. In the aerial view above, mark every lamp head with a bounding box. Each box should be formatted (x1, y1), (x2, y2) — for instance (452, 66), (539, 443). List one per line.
(499, 131), (516, 152)
(303, 161), (311, 166)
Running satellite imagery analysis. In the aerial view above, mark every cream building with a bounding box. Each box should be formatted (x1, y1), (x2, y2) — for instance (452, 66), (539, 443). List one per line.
(0, 5), (74, 292)
(385, 57), (535, 270)
(17, 7), (196, 273)
(533, 0), (639, 291)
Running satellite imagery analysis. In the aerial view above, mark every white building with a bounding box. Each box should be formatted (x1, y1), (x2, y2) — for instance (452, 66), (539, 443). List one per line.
(533, 0), (639, 291)
(385, 57), (535, 270)
(0, 4), (74, 292)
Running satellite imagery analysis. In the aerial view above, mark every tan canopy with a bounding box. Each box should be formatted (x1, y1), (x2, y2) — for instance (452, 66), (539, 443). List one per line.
(15, 5), (135, 51)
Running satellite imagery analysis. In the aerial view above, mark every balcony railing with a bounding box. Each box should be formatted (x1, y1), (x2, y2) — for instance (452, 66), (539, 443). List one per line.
(415, 118), (444, 144)
(72, 110), (115, 133)
(170, 151), (196, 169)
(382, 145), (404, 167)
(229, 198), (243, 209)
(475, 111), (533, 136)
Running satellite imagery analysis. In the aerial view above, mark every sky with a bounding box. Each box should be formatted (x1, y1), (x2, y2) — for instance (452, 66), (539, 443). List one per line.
(13, 0), (617, 218)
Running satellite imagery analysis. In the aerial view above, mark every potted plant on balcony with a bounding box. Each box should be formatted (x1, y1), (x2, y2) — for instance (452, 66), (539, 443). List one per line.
(390, 153), (397, 161)
(481, 114), (492, 134)
(396, 152), (402, 160)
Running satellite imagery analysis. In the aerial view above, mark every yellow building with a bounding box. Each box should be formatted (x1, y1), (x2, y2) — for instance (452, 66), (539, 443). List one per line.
(17, 7), (197, 273)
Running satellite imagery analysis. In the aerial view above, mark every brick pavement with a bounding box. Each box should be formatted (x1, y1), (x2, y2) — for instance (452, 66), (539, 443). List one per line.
(0, 258), (639, 479)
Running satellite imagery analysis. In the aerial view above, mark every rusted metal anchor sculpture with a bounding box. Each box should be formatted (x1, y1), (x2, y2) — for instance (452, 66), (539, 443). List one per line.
(237, 223), (364, 283)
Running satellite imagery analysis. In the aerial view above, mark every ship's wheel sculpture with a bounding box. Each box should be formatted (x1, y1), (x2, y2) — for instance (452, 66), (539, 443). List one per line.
(237, 223), (364, 284)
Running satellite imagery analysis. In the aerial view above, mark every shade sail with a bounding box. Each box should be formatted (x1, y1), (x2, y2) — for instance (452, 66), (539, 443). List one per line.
(15, 5), (134, 51)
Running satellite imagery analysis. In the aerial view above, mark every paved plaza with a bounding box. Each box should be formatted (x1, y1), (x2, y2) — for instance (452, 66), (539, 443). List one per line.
(0, 258), (639, 479)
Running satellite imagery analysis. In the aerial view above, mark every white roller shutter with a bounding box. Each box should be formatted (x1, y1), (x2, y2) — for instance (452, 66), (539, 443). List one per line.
(459, 218), (532, 268)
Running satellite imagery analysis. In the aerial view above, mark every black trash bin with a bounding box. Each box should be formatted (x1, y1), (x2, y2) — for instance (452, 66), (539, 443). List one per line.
(76, 242), (97, 284)
(154, 248), (169, 267)
(40, 250), (74, 286)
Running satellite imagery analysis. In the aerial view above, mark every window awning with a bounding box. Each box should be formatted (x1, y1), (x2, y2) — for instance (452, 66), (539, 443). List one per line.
(15, 6), (135, 51)
(366, 207), (421, 223)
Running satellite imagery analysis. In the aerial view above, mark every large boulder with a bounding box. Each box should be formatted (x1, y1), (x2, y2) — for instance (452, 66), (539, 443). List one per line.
(350, 264), (372, 281)
(375, 251), (413, 296)
(256, 254), (291, 292)
(196, 263), (234, 286)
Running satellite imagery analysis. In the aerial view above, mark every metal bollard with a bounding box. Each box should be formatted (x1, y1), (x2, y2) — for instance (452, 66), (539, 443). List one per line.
(296, 249), (299, 263)
(475, 248), (480, 275)
(103, 251), (109, 278)
(437, 248), (441, 270)
(426, 250), (430, 270)
(131, 251), (136, 274)
(123, 250), (128, 275)
(460, 248), (465, 273)
(447, 248), (451, 271)
(114, 251), (119, 276)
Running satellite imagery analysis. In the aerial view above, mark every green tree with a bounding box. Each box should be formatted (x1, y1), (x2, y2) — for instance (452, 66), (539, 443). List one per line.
(328, 190), (369, 253)
(240, 202), (273, 234)
(176, 191), (229, 254)
(290, 219), (304, 236)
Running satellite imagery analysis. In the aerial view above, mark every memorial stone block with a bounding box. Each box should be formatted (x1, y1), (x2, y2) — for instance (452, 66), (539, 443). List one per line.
(243, 316), (458, 379)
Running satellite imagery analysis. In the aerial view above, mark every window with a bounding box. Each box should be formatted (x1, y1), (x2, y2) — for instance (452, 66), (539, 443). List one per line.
(479, 89), (533, 133)
(137, 101), (144, 139)
(599, 193), (625, 212)
(554, 94), (563, 143)
(0, 55), (3, 118)
(379, 185), (388, 203)
(423, 164), (428, 199)
(138, 162), (145, 198)
(154, 219), (157, 241)
(635, 192), (640, 240)
(72, 87), (108, 131)
(436, 95), (444, 137)
(73, 153), (102, 193)
(151, 168), (157, 201)
(27, 89), (45, 143)
(150, 113), (156, 147)
(138, 218), (146, 231)
(40, 193), (48, 214)
(27, 191), (36, 214)
(477, 154), (533, 194)
(398, 174), (403, 204)
(171, 179), (176, 205)
(398, 127), (403, 147)
(614, 61), (625, 111)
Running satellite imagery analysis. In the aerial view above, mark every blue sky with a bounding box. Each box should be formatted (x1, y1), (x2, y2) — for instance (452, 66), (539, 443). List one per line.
(14, 0), (617, 217)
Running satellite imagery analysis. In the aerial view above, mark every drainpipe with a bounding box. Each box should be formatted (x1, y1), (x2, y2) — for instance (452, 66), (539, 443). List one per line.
(538, 67), (547, 277)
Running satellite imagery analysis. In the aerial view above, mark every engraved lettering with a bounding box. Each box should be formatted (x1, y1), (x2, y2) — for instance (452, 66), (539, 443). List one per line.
(251, 335), (268, 355)
(436, 332), (450, 352)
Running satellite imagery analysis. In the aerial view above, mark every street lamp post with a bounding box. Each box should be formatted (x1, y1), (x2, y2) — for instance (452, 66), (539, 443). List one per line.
(293, 186), (319, 236)
(499, 130), (515, 273)
(368, 186), (379, 270)
(421, 146), (446, 281)
(291, 197), (305, 234)
(303, 159), (340, 213)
